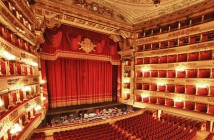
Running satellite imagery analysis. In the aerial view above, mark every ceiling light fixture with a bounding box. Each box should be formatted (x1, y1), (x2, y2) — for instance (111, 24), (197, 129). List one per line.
(153, 0), (160, 7)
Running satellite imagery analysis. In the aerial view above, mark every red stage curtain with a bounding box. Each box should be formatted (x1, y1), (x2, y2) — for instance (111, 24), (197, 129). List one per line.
(45, 58), (113, 108)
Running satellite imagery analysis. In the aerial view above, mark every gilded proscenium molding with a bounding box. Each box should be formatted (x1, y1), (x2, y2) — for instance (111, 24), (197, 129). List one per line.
(134, 102), (214, 121)
(33, 0), (132, 34)
(40, 51), (120, 65)
(135, 90), (214, 105)
(136, 41), (214, 58)
(135, 60), (214, 71)
(118, 49), (135, 57)
(0, 96), (42, 138)
(135, 78), (214, 88)
(0, 76), (40, 93)
(134, 0), (214, 30)
(10, 0), (35, 24)
(0, 38), (39, 64)
(136, 21), (214, 45)
(0, 2), (37, 45)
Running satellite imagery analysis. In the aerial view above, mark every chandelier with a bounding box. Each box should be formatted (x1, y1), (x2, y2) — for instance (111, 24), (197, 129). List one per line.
(153, 0), (160, 7)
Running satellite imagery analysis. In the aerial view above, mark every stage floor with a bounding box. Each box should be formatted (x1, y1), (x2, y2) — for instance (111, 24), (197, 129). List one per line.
(47, 102), (124, 115)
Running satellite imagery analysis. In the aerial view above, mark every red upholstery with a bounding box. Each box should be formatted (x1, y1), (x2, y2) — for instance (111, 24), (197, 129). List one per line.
(9, 62), (14, 75)
(200, 50), (212, 60)
(178, 53), (187, 62)
(143, 83), (149, 90)
(185, 101), (195, 110)
(177, 71), (186, 78)
(145, 44), (151, 51)
(2, 93), (9, 109)
(188, 52), (199, 61)
(152, 44), (159, 50)
(0, 59), (6, 75)
(208, 105), (214, 115)
(17, 63), (21, 75)
(136, 94), (142, 102)
(157, 98), (165, 105)
(136, 58), (143, 65)
(136, 71), (142, 77)
(143, 71), (150, 77)
(137, 46), (143, 52)
(144, 57), (150, 64)
(151, 70), (158, 77)
(150, 57), (158, 64)
(167, 84), (175, 92)
(198, 69), (210, 78)
(150, 83), (157, 91)
(210, 87), (214, 96)
(142, 97), (149, 103)
(159, 56), (167, 63)
(150, 97), (157, 104)
(186, 85), (196, 95)
(160, 42), (168, 49)
(136, 83), (142, 89)
(159, 70), (166, 77)
(187, 69), (197, 78)
(168, 55), (177, 63)
(175, 101), (184, 108)
(158, 85), (166, 92)
(212, 69), (214, 78)
(197, 87), (208, 96)
(196, 103), (207, 113)
(167, 70), (175, 78)
(176, 85), (185, 93)
(165, 99), (174, 107)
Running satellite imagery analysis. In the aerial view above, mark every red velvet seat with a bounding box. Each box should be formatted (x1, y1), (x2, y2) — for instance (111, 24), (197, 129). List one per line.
(136, 83), (142, 89)
(136, 94), (142, 102)
(168, 55), (177, 63)
(159, 70), (166, 78)
(165, 99), (174, 107)
(167, 70), (175, 78)
(185, 101), (195, 110)
(208, 105), (214, 115)
(196, 103), (207, 113)
(167, 84), (175, 92)
(151, 70), (158, 77)
(143, 71), (150, 77)
(136, 58), (143, 65)
(187, 69), (197, 78)
(188, 52), (199, 61)
(198, 69), (210, 78)
(0, 59), (6, 75)
(158, 85), (166, 92)
(159, 56), (167, 63)
(150, 83), (157, 91)
(136, 71), (142, 77)
(197, 87), (208, 96)
(150, 57), (158, 64)
(143, 83), (149, 90)
(177, 71), (186, 78)
(150, 97), (157, 104)
(157, 98), (165, 105)
(178, 53), (187, 62)
(210, 87), (214, 96)
(176, 85), (185, 93)
(200, 50), (212, 60)
(142, 97), (149, 103)
(144, 57), (150, 64)
(186, 85), (196, 95)
(175, 101), (184, 108)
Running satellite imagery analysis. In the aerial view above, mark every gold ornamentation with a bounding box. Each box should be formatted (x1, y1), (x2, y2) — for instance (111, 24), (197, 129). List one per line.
(78, 38), (96, 53)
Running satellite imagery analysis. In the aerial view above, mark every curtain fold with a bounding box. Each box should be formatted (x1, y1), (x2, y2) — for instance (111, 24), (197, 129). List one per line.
(46, 58), (113, 108)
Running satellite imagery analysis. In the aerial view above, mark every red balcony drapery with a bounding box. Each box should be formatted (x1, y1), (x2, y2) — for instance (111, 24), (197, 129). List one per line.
(45, 58), (113, 108)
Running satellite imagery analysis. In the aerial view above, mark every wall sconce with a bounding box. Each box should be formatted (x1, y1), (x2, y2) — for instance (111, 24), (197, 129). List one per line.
(175, 66), (186, 71)
(41, 96), (46, 101)
(157, 82), (165, 86)
(35, 105), (42, 111)
(21, 86), (31, 92)
(124, 79), (130, 83)
(0, 98), (4, 107)
(10, 123), (22, 134)
(174, 98), (183, 102)
(196, 83), (207, 88)
(0, 49), (16, 60)
(141, 94), (149, 98)
(141, 67), (150, 72)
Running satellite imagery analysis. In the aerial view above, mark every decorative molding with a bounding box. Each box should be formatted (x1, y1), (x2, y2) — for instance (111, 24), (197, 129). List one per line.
(78, 38), (96, 53)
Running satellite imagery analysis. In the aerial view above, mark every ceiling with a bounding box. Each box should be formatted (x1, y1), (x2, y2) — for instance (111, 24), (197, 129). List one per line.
(47, 0), (205, 24)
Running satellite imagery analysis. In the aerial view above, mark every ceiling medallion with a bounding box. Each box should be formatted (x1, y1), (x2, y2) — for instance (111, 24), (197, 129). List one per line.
(78, 38), (96, 53)
(153, 0), (160, 7)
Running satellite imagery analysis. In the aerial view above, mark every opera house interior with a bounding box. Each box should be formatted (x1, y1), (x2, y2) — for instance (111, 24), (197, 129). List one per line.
(0, 0), (214, 139)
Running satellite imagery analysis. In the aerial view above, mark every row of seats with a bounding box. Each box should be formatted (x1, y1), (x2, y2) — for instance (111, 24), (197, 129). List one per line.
(136, 50), (213, 64)
(115, 112), (198, 140)
(137, 30), (214, 51)
(135, 83), (214, 96)
(29, 132), (45, 140)
(0, 23), (35, 55)
(2, 0), (32, 31)
(0, 58), (35, 76)
(136, 97), (214, 114)
(205, 132), (214, 140)
(136, 69), (214, 78)
(139, 11), (214, 37)
(53, 123), (131, 140)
